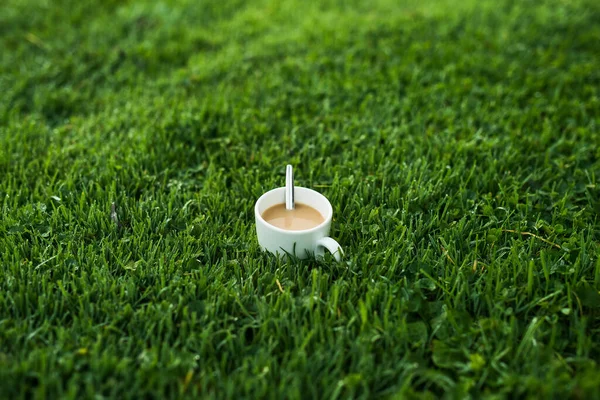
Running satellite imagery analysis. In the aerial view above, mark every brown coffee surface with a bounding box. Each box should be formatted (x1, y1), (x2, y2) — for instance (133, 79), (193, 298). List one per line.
(262, 203), (324, 231)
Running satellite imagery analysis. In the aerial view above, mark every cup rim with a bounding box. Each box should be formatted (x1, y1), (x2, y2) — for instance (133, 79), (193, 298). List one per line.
(255, 186), (333, 234)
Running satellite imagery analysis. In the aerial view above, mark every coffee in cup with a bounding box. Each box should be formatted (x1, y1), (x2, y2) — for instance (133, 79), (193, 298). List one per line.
(261, 203), (325, 231)
(254, 187), (343, 261)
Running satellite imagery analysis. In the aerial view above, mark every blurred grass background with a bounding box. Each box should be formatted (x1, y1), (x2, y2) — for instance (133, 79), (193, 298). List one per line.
(1, 0), (600, 398)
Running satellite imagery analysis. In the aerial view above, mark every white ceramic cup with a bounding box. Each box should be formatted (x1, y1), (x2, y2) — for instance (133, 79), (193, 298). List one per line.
(254, 187), (343, 261)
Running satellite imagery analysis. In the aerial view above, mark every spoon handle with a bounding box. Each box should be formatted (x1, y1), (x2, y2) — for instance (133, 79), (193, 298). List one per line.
(285, 164), (295, 210)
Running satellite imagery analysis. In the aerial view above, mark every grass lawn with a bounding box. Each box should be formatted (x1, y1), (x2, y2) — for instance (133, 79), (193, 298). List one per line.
(1, 0), (600, 398)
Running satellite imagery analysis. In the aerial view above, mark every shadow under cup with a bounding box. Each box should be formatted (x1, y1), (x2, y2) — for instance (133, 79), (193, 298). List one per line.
(254, 187), (342, 260)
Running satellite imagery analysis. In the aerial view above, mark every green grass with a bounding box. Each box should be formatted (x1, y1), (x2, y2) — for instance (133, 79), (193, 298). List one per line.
(1, 0), (600, 398)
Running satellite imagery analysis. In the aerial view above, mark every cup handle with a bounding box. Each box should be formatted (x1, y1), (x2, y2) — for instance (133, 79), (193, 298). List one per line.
(316, 237), (343, 262)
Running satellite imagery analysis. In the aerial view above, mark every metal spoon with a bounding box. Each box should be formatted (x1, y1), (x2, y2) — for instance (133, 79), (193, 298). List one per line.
(285, 164), (295, 210)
